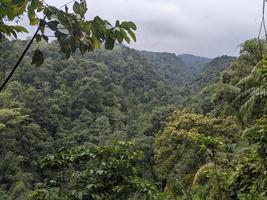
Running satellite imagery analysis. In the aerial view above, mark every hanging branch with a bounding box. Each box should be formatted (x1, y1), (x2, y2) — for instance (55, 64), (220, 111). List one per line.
(0, 0), (78, 92)
(0, 25), (41, 92)
(0, 0), (137, 92)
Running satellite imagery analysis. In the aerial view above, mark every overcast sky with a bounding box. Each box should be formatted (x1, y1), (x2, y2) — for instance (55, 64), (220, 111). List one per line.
(21, 0), (263, 58)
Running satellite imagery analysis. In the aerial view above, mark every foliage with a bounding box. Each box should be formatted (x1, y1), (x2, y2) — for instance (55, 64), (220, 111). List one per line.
(184, 55), (236, 114)
(197, 39), (267, 124)
(0, 90), (54, 199)
(1, 36), (267, 200)
(28, 141), (159, 200)
(0, 0), (136, 69)
(0, 39), (194, 199)
(179, 39), (267, 199)
(220, 116), (267, 200)
(154, 109), (240, 198)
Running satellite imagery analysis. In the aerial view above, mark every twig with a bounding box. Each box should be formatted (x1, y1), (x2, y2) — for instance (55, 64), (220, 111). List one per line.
(0, 24), (41, 91)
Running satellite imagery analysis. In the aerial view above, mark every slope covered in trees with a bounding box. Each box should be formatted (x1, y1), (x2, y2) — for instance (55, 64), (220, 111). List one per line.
(0, 39), (209, 199)
(0, 37), (266, 200)
(178, 54), (211, 77)
(190, 55), (236, 90)
(2, 1), (266, 200)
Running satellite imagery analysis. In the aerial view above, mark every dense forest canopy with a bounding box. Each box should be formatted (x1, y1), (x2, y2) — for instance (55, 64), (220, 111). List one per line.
(0, 1), (267, 200)
(0, 37), (266, 200)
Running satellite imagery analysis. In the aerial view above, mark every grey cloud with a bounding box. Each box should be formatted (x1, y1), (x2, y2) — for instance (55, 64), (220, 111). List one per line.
(22, 0), (263, 57)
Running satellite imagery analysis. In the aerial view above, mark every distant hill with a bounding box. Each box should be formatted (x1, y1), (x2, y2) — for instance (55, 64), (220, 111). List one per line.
(190, 55), (236, 90)
(141, 51), (189, 84)
(181, 55), (236, 112)
(178, 54), (211, 75)
(141, 52), (212, 84)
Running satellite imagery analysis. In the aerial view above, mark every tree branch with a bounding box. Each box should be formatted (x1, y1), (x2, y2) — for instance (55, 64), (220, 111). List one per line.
(0, 0), (76, 92)
(0, 25), (41, 92)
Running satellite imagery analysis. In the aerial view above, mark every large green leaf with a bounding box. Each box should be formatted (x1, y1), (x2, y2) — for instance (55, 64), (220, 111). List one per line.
(105, 37), (115, 50)
(47, 21), (58, 31)
(73, 1), (87, 18)
(31, 48), (44, 66)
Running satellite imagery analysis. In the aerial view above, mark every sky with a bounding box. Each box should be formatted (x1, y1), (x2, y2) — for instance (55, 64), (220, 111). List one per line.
(21, 0), (263, 58)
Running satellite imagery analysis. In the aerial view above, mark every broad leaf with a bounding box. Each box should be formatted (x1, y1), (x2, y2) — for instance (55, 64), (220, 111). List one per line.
(105, 37), (115, 50)
(47, 21), (58, 31)
(31, 48), (44, 66)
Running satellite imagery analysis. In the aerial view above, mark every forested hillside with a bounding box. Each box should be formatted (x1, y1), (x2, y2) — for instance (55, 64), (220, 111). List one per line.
(142, 51), (192, 84)
(2, 0), (266, 199)
(190, 55), (236, 90)
(0, 38), (209, 199)
(178, 54), (211, 77)
(0, 37), (266, 200)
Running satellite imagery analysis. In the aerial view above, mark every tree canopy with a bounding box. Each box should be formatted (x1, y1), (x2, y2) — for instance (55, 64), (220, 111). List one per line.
(0, 2), (267, 199)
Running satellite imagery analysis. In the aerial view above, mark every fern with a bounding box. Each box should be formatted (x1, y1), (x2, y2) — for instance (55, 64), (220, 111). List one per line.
(192, 162), (215, 187)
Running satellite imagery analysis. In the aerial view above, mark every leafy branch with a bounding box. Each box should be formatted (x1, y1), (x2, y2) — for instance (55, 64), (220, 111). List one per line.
(0, 0), (137, 91)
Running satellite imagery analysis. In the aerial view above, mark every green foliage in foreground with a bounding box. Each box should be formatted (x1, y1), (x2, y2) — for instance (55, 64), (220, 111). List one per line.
(28, 141), (159, 200)
(154, 109), (241, 199)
